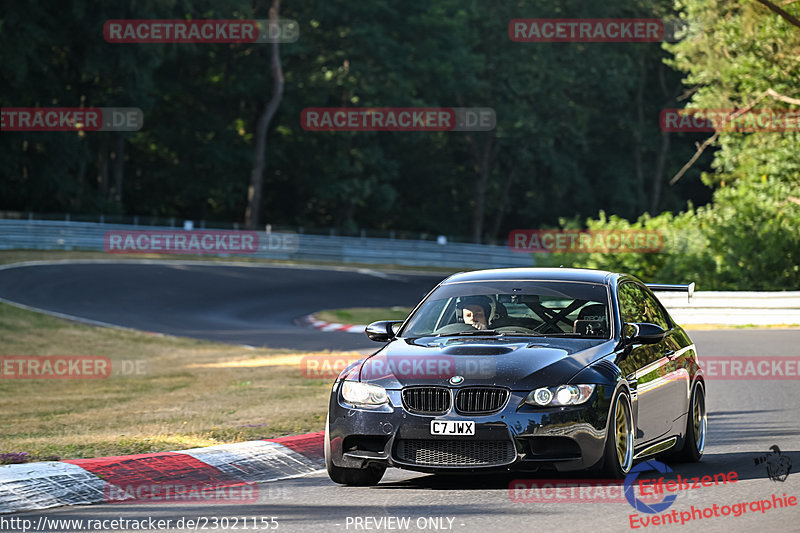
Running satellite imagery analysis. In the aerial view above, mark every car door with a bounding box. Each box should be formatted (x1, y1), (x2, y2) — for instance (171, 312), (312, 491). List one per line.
(642, 287), (692, 435)
(617, 282), (677, 444)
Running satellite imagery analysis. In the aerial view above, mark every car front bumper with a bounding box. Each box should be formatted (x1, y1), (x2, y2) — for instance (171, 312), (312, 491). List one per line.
(327, 383), (613, 473)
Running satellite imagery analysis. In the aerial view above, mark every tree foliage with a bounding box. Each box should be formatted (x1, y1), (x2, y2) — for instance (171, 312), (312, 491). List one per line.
(2, 1), (796, 288)
(566, 0), (800, 289)
(1, 0), (709, 238)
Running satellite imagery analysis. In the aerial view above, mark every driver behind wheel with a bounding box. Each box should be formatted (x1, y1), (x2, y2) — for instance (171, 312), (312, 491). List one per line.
(463, 304), (488, 329)
(458, 296), (492, 330)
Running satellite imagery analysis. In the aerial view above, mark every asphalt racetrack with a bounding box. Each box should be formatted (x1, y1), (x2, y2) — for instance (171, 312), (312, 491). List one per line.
(1, 261), (799, 532)
(0, 261), (444, 351)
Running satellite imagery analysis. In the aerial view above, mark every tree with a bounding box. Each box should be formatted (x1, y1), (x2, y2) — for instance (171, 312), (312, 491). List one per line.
(565, 0), (800, 289)
(244, 0), (285, 229)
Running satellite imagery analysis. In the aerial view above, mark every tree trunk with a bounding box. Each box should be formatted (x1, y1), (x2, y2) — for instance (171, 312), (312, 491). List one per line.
(650, 65), (680, 213)
(467, 132), (496, 243)
(650, 130), (670, 213)
(488, 162), (516, 244)
(97, 134), (109, 199)
(632, 53), (645, 213)
(111, 133), (125, 207)
(244, 0), (284, 229)
(75, 153), (87, 210)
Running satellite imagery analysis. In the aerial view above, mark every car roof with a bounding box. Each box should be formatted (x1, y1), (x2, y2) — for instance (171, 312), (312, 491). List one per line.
(440, 267), (619, 286)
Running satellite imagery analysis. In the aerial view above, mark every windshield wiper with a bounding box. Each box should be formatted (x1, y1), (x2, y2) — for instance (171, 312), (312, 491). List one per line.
(495, 331), (606, 338)
(433, 330), (606, 338)
(528, 332), (606, 338)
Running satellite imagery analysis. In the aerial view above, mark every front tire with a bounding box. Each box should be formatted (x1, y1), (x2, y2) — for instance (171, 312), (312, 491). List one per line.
(674, 381), (706, 462)
(324, 416), (386, 486)
(601, 390), (634, 478)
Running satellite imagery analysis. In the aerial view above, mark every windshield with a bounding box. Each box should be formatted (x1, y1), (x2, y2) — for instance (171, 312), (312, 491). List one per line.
(400, 280), (611, 339)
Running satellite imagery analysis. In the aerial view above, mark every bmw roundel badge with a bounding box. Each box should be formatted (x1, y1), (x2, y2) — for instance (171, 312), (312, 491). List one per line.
(449, 375), (464, 385)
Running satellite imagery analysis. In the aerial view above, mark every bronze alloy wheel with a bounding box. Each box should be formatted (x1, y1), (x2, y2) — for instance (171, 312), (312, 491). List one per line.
(673, 380), (707, 462)
(614, 393), (634, 473)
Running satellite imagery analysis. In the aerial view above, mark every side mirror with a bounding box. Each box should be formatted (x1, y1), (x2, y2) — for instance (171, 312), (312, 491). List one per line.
(625, 323), (666, 345)
(365, 320), (403, 342)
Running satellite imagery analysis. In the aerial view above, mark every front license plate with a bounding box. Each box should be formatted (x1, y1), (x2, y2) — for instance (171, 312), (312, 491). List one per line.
(430, 420), (475, 436)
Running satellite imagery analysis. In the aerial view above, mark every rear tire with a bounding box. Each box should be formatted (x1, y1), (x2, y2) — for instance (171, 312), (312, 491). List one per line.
(674, 381), (706, 462)
(601, 390), (634, 478)
(324, 416), (386, 486)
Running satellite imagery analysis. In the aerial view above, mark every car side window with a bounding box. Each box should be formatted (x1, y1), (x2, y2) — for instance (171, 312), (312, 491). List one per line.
(641, 289), (671, 330)
(618, 282), (670, 330)
(619, 282), (646, 323)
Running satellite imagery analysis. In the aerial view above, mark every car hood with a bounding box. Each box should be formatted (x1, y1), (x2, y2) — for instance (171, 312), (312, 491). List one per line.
(357, 336), (614, 390)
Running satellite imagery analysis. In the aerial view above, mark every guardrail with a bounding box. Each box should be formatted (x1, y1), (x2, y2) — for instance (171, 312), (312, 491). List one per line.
(2, 220), (796, 325)
(0, 219), (534, 269)
(655, 291), (800, 326)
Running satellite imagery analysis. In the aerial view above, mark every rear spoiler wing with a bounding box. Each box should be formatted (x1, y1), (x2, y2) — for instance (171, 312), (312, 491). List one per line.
(646, 282), (695, 302)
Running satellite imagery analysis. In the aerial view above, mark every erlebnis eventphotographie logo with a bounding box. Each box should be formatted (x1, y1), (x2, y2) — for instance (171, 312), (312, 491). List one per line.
(754, 445), (792, 482)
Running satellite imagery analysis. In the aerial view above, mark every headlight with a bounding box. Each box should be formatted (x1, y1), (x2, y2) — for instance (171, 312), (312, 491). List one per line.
(341, 381), (388, 406)
(525, 384), (595, 407)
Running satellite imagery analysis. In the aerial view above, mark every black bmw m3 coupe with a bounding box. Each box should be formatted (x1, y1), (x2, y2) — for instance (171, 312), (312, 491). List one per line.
(325, 268), (706, 485)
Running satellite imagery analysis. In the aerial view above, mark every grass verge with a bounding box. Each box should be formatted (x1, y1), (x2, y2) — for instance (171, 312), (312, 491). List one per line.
(314, 307), (412, 325)
(0, 301), (360, 462)
(0, 249), (456, 274)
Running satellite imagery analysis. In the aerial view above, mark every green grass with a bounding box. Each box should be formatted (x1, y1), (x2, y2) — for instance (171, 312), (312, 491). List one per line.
(0, 249), (457, 274)
(315, 307), (412, 324)
(0, 301), (363, 461)
(0, 250), (435, 461)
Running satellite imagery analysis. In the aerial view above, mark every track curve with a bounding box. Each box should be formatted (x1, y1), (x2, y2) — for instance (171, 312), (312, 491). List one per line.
(0, 261), (444, 350)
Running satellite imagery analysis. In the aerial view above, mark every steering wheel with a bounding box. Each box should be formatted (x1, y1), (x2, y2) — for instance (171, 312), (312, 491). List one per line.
(435, 322), (480, 335)
(494, 326), (537, 334)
